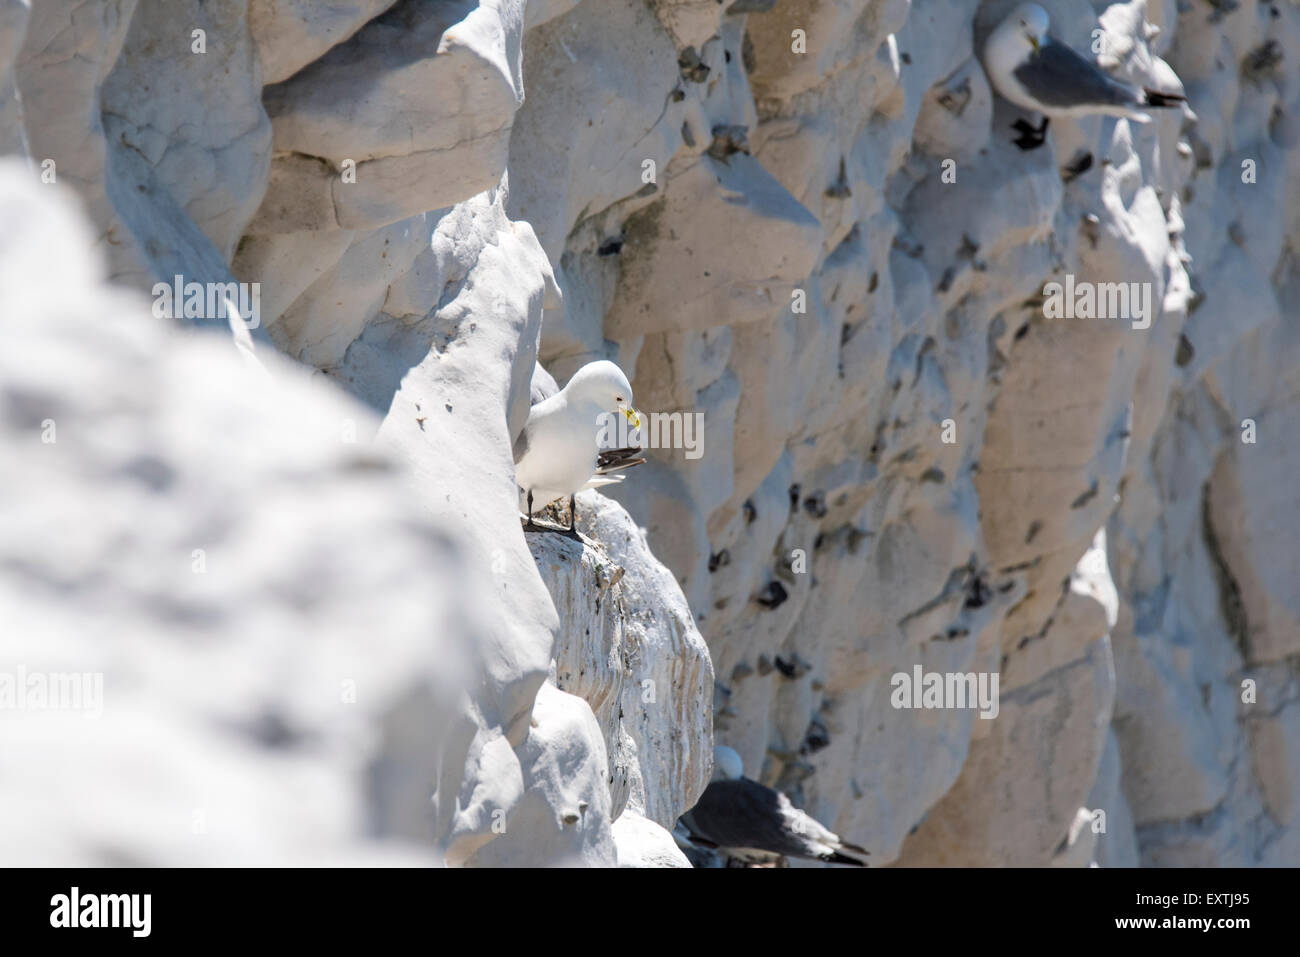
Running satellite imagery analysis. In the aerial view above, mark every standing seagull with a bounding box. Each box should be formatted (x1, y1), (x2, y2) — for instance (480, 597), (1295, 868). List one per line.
(983, 3), (1184, 148)
(677, 746), (870, 867)
(513, 359), (645, 534)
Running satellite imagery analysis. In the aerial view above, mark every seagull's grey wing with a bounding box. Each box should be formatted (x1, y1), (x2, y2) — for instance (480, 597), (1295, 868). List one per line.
(1014, 37), (1141, 110)
(680, 778), (864, 865)
(530, 364), (559, 405)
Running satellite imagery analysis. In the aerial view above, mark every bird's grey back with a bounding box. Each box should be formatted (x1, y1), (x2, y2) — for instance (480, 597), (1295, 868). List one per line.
(530, 364), (559, 405)
(681, 778), (814, 858)
(1014, 37), (1138, 108)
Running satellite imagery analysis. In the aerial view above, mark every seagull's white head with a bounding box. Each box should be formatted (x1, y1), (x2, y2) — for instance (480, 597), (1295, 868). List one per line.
(1008, 2), (1050, 53)
(565, 359), (640, 428)
(712, 745), (744, 782)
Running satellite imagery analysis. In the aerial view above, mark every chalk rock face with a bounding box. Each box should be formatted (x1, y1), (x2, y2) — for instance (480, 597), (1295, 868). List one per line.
(248, 0), (398, 85)
(612, 810), (692, 868)
(103, 0), (273, 263)
(506, 0), (1300, 868)
(0, 0), (28, 155)
(1, 0), (1298, 868)
(529, 493), (714, 831)
(249, 0), (525, 234)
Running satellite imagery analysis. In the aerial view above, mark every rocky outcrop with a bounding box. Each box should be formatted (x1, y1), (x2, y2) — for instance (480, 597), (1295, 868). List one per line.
(1, 0), (1297, 866)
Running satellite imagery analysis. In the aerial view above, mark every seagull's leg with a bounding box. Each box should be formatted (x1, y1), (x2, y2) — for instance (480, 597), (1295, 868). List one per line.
(538, 494), (583, 540)
(524, 489), (538, 530)
(1061, 150), (1094, 182)
(1011, 115), (1049, 151)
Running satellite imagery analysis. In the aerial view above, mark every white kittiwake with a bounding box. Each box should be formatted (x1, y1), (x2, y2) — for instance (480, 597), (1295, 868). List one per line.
(984, 3), (1184, 148)
(513, 359), (645, 534)
(676, 746), (870, 867)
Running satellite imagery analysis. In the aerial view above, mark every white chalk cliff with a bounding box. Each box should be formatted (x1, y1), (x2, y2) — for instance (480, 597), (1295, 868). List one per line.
(0, 0), (1297, 866)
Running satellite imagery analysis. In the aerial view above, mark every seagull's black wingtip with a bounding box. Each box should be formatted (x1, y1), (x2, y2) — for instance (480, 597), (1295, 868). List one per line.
(823, 851), (868, 867)
(1143, 89), (1186, 108)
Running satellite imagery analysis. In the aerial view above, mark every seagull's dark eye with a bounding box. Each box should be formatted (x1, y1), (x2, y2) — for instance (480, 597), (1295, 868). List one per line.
(616, 395), (624, 402)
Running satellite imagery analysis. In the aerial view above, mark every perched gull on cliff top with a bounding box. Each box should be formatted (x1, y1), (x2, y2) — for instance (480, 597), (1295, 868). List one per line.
(676, 746), (870, 867)
(513, 359), (645, 535)
(983, 3), (1184, 148)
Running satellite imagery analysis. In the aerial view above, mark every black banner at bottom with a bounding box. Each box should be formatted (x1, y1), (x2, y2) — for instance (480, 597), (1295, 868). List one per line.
(0, 866), (1280, 943)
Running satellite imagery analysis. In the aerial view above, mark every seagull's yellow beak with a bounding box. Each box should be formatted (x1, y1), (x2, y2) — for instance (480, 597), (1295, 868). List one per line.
(622, 407), (641, 428)
(1029, 35), (1040, 53)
